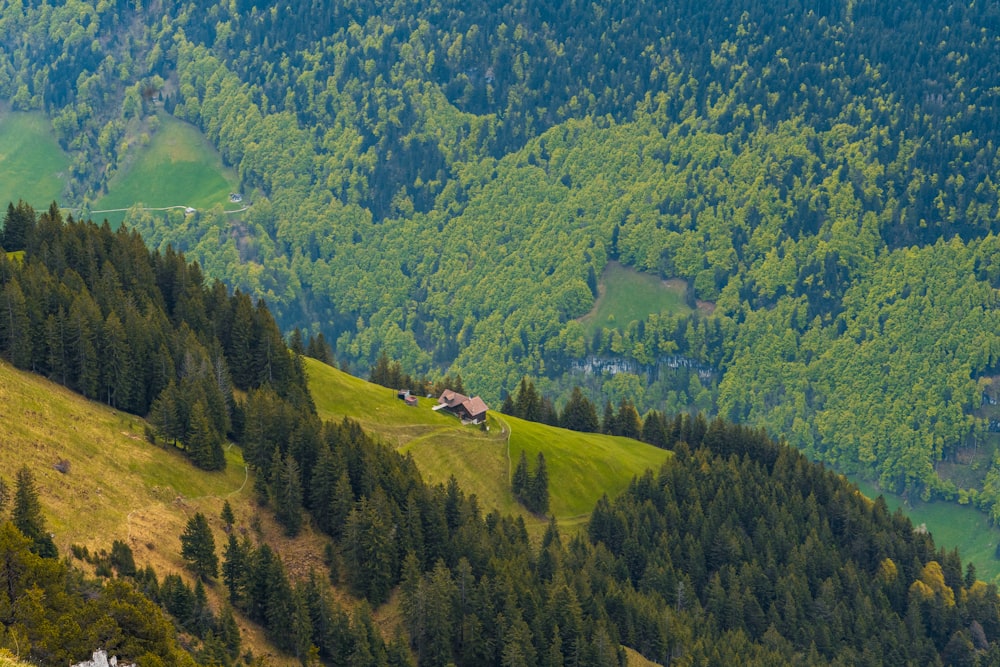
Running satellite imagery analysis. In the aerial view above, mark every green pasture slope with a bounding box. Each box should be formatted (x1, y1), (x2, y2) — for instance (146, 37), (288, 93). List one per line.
(95, 113), (237, 225)
(305, 357), (670, 528)
(503, 412), (670, 521)
(580, 260), (692, 336)
(0, 111), (69, 210)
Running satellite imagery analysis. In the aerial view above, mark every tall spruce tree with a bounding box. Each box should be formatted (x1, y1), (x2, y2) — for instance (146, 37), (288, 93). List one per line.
(617, 398), (642, 439)
(180, 512), (218, 580)
(12, 466), (55, 556)
(512, 450), (530, 499)
(514, 377), (542, 421)
(222, 533), (250, 605)
(274, 454), (304, 537)
(529, 452), (550, 515)
(187, 399), (226, 470)
(560, 387), (600, 433)
(601, 400), (616, 435)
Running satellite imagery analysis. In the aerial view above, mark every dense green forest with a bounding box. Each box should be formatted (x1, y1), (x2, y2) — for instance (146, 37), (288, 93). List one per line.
(0, 205), (1000, 667)
(3, 0), (1000, 505)
(6, 207), (1000, 664)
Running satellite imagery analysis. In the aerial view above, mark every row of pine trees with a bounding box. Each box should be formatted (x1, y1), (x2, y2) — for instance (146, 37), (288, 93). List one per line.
(502, 375), (711, 448)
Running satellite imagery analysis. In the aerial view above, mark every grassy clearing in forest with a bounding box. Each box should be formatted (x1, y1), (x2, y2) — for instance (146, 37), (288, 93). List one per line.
(850, 474), (1000, 583)
(0, 360), (300, 664)
(306, 357), (670, 529)
(0, 111), (69, 210)
(95, 113), (237, 226)
(580, 261), (692, 336)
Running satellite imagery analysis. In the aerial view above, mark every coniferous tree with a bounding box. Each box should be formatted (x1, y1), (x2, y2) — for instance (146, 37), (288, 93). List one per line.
(329, 471), (354, 539)
(289, 328), (305, 356)
(306, 332), (333, 364)
(1, 278), (30, 368)
(370, 350), (391, 386)
(529, 452), (550, 515)
(44, 311), (67, 385)
(514, 377), (542, 421)
(561, 386), (600, 433)
(274, 453), (304, 537)
(540, 397), (560, 426)
(601, 400), (616, 435)
(12, 466), (55, 556)
(187, 399), (226, 470)
(180, 512), (218, 580)
(220, 500), (235, 531)
(1, 200), (35, 252)
(149, 379), (184, 446)
(228, 291), (256, 388)
(501, 392), (515, 415)
(344, 496), (394, 603)
(110, 539), (136, 577)
(222, 532), (250, 605)
(512, 450), (530, 499)
(0, 476), (8, 517)
(617, 398), (642, 439)
(309, 444), (339, 532)
(641, 410), (669, 448)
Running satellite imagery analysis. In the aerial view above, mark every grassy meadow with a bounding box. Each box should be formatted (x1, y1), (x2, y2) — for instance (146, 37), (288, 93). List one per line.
(0, 360), (303, 663)
(580, 260), (692, 336)
(0, 111), (69, 210)
(95, 113), (238, 225)
(849, 474), (1000, 583)
(505, 413), (670, 519)
(306, 357), (670, 531)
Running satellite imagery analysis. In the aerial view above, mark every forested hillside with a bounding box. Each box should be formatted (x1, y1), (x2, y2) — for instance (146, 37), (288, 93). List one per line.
(4, 206), (1000, 664)
(3, 0), (1000, 503)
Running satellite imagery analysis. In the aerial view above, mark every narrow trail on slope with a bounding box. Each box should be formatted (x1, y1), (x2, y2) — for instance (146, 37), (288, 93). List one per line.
(126, 443), (249, 541)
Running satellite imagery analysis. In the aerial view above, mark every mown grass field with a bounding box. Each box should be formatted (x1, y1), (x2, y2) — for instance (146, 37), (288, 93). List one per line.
(849, 474), (1000, 582)
(306, 357), (671, 531)
(505, 413), (669, 519)
(95, 113), (237, 225)
(0, 111), (69, 210)
(579, 261), (692, 336)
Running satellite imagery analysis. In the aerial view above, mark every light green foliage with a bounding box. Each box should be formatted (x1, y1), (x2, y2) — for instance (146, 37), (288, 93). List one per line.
(720, 237), (1000, 496)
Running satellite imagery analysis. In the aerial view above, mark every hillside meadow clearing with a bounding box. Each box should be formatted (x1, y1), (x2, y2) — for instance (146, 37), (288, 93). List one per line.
(0, 359), (306, 664)
(0, 111), (69, 210)
(578, 261), (694, 337)
(306, 357), (671, 532)
(94, 113), (238, 226)
(849, 473), (1000, 582)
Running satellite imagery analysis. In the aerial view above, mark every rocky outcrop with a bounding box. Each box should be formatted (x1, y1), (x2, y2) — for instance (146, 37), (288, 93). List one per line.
(71, 650), (135, 667)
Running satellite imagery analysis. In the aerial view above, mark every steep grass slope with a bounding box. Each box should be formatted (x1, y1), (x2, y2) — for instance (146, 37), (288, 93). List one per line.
(306, 357), (671, 528)
(0, 359), (299, 663)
